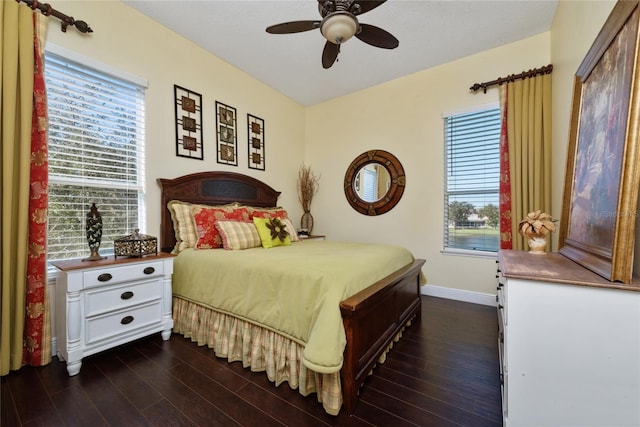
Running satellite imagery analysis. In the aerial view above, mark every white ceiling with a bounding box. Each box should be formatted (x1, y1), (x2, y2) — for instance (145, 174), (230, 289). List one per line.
(124, 0), (558, 106)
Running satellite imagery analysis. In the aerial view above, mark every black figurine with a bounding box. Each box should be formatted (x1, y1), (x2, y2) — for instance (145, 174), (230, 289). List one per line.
(83, 203), (106, 261)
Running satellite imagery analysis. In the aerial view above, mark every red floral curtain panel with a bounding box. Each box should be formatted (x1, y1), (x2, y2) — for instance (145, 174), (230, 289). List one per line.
(499, 86), (513, 249)
(24, 12), (51, 366)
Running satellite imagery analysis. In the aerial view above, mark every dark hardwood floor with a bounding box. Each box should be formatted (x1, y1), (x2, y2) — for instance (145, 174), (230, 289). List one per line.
(2, 296), (502, 426)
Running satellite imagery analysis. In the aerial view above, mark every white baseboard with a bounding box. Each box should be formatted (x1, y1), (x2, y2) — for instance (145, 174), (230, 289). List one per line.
(421, 284), (496, 307)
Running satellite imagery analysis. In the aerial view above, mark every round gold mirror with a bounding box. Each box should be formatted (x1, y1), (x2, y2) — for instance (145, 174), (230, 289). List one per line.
(344, 150), (405, 215)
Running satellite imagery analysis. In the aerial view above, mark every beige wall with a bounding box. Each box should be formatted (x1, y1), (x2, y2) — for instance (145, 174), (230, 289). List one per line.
(45, 1), (306, 240)
(44, 1), (619, 296)
(305, 33), (550, 294)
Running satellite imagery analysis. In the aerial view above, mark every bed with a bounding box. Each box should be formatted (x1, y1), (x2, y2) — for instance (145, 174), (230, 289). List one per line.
(158, 171), (426, 415)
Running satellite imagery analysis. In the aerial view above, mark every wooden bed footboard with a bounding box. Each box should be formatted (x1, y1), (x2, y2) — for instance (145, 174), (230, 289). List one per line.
(340, 258), (426, 413)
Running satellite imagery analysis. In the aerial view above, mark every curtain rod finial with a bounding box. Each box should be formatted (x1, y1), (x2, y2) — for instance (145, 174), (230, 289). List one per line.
(74, 20), (93, 33)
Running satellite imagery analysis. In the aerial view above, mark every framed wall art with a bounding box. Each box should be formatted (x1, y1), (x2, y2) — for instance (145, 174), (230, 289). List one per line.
(559, 1), (640, 283)
(174, 85), (203, 160)
(216, 101), (238, 166)
(248, 114), (265, 170)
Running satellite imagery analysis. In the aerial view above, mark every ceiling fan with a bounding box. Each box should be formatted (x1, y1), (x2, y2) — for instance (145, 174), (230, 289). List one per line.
(265, 0), (399, 69)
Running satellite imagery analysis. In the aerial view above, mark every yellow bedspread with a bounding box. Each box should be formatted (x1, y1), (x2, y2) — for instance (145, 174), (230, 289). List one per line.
(172, 240), (415, 373)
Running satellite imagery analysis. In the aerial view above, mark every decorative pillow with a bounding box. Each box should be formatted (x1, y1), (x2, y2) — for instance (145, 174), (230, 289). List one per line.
(253, 217), (291, 248)
(192, 205), (250, 249)
(280, 218), (300, 242)
(168, 201), (243, 252)
(248, 206), (289, 220)
(214, 220), (261, 250)
(167, 201), (202, 253)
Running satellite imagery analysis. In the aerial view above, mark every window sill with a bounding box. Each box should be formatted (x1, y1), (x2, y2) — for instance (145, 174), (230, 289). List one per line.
(441, 248), (498, 260)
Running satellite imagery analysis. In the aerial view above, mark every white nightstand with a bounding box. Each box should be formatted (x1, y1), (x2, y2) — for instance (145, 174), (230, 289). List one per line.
(53, 253), (174, 376)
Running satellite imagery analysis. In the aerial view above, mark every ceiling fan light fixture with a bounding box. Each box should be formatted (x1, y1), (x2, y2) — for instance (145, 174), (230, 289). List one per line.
(320, 12), (358, 44)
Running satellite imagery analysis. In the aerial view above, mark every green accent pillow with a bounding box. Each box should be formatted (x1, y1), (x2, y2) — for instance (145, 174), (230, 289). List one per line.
(253, 217), (291, 248)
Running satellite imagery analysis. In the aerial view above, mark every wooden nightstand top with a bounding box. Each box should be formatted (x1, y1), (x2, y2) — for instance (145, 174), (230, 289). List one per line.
(299, 235), (326, 240)
(51, 252), (175, 271)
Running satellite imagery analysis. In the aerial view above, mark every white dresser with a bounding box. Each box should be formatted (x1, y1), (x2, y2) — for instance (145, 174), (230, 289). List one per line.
(53, 253), (174, 376)
(497, 250), (640, 426)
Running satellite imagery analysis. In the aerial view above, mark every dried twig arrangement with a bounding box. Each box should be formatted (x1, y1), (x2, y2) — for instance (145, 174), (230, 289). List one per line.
(297, 165), (320, 213)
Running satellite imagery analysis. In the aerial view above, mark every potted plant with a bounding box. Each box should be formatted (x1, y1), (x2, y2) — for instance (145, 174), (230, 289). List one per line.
(297, 164), (320, 234)
(518, 210), (556, 254)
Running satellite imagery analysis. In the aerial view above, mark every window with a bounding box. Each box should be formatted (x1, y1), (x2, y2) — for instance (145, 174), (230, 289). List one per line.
(443, 106), (501, 253)
(45, 51), (146, 263)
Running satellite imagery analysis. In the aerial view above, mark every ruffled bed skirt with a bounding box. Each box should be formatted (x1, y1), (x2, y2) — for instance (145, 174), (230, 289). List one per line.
(172, 296), (407, 415)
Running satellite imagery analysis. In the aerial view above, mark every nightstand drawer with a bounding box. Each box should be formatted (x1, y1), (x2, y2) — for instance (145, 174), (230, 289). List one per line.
(86, 301), (162, 345)
(83, 260), (164, 288)
(85, 280), (162, 317)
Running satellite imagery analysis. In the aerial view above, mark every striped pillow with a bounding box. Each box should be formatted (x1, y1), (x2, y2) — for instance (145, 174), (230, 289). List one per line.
(214, 220), (262, 250)
(167, 200), (206, 253)
(280, 218), (300, 242)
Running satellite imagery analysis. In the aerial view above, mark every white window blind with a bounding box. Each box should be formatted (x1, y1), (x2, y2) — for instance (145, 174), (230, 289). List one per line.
(45, 52), (146, 262)
(444, 107), (501, 253)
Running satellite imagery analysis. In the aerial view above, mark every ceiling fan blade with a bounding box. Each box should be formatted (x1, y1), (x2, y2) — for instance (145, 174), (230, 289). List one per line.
(266, 20), (320, 34)
(322, 41), (339, 69)
(356, 23), (399, 49)
(350, 0), (387, 15)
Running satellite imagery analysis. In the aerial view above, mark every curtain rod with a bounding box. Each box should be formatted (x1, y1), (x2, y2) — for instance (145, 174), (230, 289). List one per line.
(16, 0), (93, 33)
(470, 64), (553, 93)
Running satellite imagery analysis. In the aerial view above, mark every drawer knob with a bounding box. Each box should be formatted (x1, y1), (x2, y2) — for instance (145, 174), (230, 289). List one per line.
(120, 291), (134, 300)
(98, 273), (112, 282)
(143, 267), (155, 275)
(120, 315), (134, 325)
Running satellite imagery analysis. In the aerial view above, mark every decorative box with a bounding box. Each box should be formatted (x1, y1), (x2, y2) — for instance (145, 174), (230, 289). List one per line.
(114, 229), (158, 258)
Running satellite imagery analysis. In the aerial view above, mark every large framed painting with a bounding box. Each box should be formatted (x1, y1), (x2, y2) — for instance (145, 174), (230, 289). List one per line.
(559, 1), (640, 283)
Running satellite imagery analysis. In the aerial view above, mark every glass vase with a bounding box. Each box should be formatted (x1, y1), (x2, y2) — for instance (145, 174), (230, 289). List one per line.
(301, 211), (314, 235)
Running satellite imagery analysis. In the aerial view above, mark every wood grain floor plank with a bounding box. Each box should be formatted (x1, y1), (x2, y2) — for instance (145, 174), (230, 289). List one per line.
(128, 358), (240, 426)
(160, 334), (251, 393)
(235, 382), (330, 427)
(4, 366), (57, 424)
(169, 362), (284, 427)
(76, 361), (149, 427)
(1, 376), (21, 427)
(49, 384), (108, 427)
(140, 399), (199, 427)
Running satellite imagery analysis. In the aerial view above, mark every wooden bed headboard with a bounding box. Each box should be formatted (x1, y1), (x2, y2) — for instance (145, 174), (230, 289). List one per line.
(157, 171), (281, 253)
